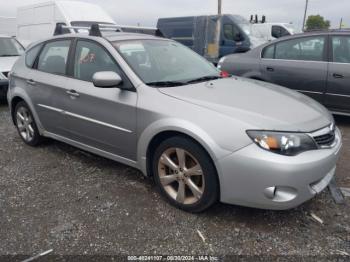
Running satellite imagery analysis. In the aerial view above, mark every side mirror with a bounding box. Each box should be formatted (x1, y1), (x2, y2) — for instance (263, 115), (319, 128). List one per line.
(92, 71), (123, 88)
(234, 32), (244, 42)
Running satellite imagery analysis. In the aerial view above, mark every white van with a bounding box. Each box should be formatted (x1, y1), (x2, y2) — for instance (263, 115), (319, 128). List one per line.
(17, 0), (116, 47)
(0, 17), (17, 37)
(251, 23), (301, 42)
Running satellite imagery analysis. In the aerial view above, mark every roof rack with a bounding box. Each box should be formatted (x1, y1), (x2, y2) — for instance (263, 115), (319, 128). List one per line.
(53, 23), (123, 37)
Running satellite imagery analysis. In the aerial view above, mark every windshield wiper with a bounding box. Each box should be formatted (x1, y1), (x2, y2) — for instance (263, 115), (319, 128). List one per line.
(185, 75), (221, 84)
(146, 81), (186, 87)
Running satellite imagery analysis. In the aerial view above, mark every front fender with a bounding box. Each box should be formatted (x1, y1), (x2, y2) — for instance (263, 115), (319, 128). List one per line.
(137, 118), (233, 175)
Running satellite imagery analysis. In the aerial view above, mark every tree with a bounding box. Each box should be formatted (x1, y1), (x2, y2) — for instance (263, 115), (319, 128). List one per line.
(305, 15), (331, 31)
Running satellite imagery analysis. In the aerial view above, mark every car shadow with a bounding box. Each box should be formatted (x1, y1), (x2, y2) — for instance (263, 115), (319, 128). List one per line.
(46, 140), (316, 228)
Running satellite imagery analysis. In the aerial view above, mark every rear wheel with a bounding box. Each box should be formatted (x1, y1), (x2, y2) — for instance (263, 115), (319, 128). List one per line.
(14, 101), (43, 146)
(152, 136), (219, 212)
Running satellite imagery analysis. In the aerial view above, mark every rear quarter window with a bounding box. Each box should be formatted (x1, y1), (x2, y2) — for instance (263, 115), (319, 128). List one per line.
(25, 44), (43, 68)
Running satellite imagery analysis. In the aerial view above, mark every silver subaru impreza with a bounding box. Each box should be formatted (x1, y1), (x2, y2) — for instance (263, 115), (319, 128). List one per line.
(8, 31), (342, 212)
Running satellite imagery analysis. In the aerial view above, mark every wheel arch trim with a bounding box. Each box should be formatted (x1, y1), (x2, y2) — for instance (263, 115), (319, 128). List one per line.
(9, 91), (45, 134)
(137, 118), (232, 176)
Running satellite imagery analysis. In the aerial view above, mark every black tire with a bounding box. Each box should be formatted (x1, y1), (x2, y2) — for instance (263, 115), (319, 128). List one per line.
(152, 136), (219, 213)
(14, 101), (43, 146)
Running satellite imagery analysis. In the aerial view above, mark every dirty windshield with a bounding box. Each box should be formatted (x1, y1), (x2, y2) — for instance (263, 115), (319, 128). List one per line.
(113, 40), (220, 86)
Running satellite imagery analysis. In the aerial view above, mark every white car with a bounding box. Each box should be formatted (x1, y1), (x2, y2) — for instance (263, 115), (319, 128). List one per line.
(0, 35), (24, 100)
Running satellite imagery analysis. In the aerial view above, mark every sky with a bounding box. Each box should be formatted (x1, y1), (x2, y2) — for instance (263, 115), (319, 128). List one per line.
(1, 0), (349, 30)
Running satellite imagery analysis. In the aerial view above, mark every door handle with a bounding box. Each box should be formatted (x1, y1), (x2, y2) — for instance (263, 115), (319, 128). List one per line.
(266, 67), (274, 72)
(66, 90), (80, 97)
(26, 79), (36, 85)
(333, 73), (344, 79)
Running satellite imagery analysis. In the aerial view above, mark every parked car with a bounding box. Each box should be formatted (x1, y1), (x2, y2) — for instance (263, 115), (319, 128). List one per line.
(251, 23), (301, 42)
(0, 35), (25, 101)
(157, 15), (265, 63)
(218, 31), (350, 116)
(8, 26), (342, 212)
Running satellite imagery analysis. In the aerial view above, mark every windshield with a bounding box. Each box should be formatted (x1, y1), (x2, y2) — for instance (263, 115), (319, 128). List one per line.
(238, 23), (251, 36)
(113, 40), (220, 86)
(0, 38), (24, 57)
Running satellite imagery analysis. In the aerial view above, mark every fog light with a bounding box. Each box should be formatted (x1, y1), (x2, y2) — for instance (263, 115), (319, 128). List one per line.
(264, 186), (297, 202)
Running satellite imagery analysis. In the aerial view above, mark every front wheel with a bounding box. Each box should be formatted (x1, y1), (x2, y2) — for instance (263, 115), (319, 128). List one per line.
(152, 136), (219, 213)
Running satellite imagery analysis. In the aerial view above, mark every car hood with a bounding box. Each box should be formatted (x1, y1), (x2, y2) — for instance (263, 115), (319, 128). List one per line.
(0, 56), (19, 73)
(158, 77), (332, 132)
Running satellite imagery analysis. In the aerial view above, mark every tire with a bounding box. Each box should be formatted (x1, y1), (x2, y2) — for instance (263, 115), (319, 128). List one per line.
(152, 136), (219, 213)
(14, 101), (43, 146)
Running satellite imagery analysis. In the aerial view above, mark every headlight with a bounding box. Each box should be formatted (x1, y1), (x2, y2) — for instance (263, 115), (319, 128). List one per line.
(246, 130), (318, 156)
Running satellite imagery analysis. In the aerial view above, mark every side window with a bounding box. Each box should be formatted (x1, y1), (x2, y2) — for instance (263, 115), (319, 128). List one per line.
(74, 40), (120, 82)
(271, 26), (281, 38)
(223, 24), (240, 41)
(25, 44), (43, 68)
(262, 44), (275, 59)
(332, 36), (350, 64)
(275, 36), (325, 61)
(37, 40), (71, 75)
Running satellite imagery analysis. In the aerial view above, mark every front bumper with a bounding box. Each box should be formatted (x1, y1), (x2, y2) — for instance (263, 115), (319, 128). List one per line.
(0, 79), (9, 99)
(217, 128), (342, 210)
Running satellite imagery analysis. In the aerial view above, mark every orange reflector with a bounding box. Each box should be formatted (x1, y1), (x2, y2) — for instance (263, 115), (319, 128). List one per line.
(265, 137), (279, 149)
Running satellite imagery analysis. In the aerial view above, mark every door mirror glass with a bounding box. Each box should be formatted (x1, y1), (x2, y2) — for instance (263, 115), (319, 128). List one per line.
(234, 32), (244, 42)
(92, 71), (123, 88)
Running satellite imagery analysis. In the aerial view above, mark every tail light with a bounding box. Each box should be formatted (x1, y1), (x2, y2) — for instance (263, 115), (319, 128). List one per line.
(220, 71), (230, 78)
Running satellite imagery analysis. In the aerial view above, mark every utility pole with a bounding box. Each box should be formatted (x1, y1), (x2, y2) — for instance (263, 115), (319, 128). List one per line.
(302, 0), (309, 31)
(218, 0), (222, 15)
(340, 18), (343, 29)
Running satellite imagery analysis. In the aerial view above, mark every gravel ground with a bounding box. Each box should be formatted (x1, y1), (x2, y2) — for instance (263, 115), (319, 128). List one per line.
(0, 103), (349, 260)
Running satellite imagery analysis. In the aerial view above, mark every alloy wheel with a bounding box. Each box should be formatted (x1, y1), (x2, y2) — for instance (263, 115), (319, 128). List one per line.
(157, 147), (205, 205)
(16, 106), (35, 142)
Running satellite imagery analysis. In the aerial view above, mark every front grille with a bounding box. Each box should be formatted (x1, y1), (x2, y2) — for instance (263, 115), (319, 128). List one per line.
(313, 131), (336, 147)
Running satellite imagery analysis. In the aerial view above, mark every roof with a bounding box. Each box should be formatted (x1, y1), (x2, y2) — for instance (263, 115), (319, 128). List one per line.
(261, 30), (350, 46)
(41, 32), (163, 44)
(104, 32), (160, 42)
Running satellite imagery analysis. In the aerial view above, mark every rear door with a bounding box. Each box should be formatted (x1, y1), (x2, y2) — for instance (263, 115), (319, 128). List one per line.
(63, 39), (138, 160)
(27, 39), (72, 136)
(260, 35), (328, 104)
(325, 35), (350, 113)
